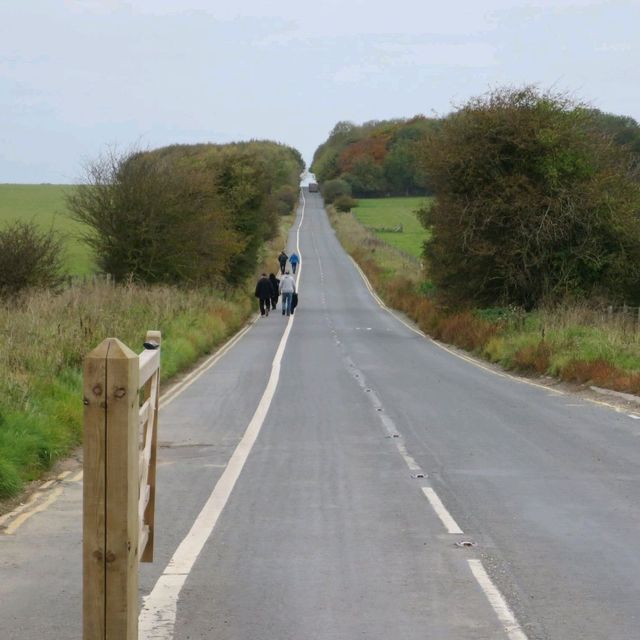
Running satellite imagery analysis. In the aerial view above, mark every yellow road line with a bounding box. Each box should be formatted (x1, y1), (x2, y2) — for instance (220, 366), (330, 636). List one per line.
(5, 488), (64, 535)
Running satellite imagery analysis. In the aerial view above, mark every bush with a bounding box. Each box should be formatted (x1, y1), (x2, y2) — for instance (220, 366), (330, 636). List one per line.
(67, 141), (304, 287)
(322, 178), (352, 203)
(67, 149), (241, 285)
(334, 195), (358, 212)
(419, 86), (640, 309)
(0, 221), (65, 298)
(274, 184), (298, 215)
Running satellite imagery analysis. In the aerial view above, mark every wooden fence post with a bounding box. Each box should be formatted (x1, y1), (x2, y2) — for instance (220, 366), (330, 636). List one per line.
(83, 339), (109, 640)
(83, 338), (140, 640)
(140, 330), (161, 562)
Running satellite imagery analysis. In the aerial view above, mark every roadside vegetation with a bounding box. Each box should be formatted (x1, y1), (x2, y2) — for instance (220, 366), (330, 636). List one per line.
(420, 87), (640, 309)
(0, 140), (303, 502)
(330, 205), (640, 397)
(0, 283), (251, 500)
(323, 85), (640, 398)
(0, 184), (92, 275)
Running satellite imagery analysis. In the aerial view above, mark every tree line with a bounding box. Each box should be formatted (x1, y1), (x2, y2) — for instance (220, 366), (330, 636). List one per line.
(314, 87), (640, 309)
(0, 140), (304, 297)
(311, 117), (437, 200)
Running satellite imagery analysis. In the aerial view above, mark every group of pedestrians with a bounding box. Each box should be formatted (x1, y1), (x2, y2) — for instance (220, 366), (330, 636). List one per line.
(278, 250), (299, 275)
(255, 249), (299, 318)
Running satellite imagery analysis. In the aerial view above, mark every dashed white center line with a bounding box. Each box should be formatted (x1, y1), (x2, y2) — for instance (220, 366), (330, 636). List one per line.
(421, 487), (464, 534)
(395, 440), (421, 472)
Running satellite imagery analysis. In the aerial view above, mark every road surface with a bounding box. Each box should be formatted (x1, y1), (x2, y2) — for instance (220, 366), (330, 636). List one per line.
(1, 189), (640, 639)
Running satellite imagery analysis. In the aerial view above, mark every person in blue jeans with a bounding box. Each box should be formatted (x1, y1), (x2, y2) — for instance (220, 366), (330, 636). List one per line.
(289, 252), (300, 274)
(279, 271), (296, 316)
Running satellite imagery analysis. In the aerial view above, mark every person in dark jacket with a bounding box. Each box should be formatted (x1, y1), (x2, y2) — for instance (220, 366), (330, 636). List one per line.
(278, 250), (288, 275)
(268, 273), (280, 310)
(255, 273), (272, 317)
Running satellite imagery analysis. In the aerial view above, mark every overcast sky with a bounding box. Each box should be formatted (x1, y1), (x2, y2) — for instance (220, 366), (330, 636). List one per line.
(1, 0), (638, 182)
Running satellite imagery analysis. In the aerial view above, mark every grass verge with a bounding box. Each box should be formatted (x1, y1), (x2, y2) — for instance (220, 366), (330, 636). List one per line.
(352, 196), (431, 259)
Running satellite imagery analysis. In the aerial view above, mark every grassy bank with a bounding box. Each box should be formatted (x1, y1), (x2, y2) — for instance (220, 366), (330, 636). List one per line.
(330, 202), (640, 397)
(0, 184), (93, 276)
(352, 197), (431, 259)
(0, 209), (296, 501)
(0, 283), (252, 499)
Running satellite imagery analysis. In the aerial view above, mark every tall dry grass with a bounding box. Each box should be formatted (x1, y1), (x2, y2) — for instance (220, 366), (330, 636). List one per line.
(0, 281), (251, 499)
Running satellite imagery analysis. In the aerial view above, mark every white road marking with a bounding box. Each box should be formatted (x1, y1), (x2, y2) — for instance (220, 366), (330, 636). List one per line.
(348, 255), (570, 398)
(138, 191), (306, 639)
(421, 487), (464, 534)
(468, 559), (529, 640)
(395, 440), (421, 472)
(349, 254), (640, 417)
(628, 414), (640, 420)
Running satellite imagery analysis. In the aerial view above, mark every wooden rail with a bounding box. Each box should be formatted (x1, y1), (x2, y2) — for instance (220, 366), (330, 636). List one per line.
(83, 330), (161, 640)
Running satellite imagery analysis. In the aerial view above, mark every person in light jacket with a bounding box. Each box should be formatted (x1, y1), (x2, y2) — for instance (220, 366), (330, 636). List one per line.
(279, 271), (296, 316)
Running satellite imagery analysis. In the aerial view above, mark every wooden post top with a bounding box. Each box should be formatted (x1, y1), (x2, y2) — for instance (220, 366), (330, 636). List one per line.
(85, 337), (138, 362)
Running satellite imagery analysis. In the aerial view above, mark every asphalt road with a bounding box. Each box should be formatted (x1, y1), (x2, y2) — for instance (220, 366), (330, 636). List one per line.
(2, 189), (640, 639)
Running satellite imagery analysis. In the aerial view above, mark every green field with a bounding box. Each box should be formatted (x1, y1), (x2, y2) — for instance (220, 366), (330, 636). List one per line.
(0, 184), (93, 275)
(352, 197), (431, 259)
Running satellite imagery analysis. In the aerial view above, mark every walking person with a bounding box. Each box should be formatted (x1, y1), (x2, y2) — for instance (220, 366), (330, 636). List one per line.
(289, 251), (300, 274)
(255, 273), (272, 317)
(279, 270), (296, 316)
(278, 250), (288, 275)
(268, 273), (280, 310)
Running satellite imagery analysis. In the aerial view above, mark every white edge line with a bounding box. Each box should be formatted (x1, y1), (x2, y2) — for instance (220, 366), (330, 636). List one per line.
(347, 255), (574, 395)
(348, 251), (639, 415)
(421, 487), (463, 534)
(138, 188), (306, 639)
(468, 559), (529, 640)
